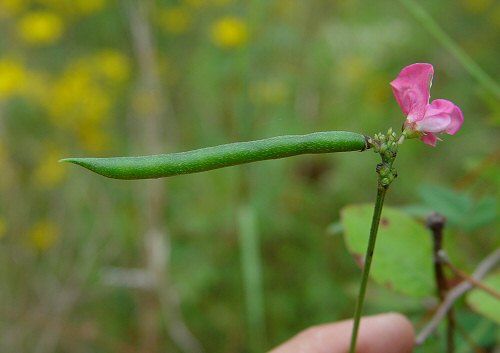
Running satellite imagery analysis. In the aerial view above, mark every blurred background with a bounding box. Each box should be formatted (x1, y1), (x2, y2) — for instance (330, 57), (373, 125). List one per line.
(0, 0), (499, 352)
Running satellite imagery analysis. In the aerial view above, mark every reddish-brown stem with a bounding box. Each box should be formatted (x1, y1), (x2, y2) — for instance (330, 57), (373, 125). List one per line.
(438, 251), (500, 300)
(416, 248), (500, 345)
(426, 212), (455, 353)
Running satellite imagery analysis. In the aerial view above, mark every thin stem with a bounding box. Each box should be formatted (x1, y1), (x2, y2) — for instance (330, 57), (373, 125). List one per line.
(349, 185), (387, 353)
(416, 248), (500, 345)
(238, 205), (266, 352)
(427, 213), (455, 353)
(438, 251), (500, 300)
(398, 0), (500, 100)
(348, 129), (398, 352)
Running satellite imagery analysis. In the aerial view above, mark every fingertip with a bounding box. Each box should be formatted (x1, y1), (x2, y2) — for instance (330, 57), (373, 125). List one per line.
(268, 312), (415, 353)
(384, 312), (415, 336)
(357, 312), (415, 353)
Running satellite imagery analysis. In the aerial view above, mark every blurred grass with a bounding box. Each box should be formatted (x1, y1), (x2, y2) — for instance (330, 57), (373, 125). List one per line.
(0, 0), (499, 352)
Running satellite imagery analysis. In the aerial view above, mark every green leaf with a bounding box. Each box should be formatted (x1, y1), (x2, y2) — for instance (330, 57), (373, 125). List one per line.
(466, 272), (500, 325)
(467, 197), (498, 231)
(417, 184), (471, 227)
(341, 204), (434, 297)
(416, 184), (498, 231)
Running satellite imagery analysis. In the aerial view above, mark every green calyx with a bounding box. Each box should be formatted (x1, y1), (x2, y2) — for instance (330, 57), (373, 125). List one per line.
(402, 127), (423, 140)
(367, 128), (400, 188)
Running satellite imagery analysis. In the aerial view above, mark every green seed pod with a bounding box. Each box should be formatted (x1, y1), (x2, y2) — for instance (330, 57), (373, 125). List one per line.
(61, 131), (368, 180)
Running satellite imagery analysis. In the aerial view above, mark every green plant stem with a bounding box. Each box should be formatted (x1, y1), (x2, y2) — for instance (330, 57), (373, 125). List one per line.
(238, 204), (266, 352)
(349, 184), (387, 353)
(398, 0), (500, 100)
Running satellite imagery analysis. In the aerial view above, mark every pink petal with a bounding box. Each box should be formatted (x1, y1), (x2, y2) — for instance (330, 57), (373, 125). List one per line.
(417, 99), (463, 134)
(390, 63), (434, 122)
(420, 133), (440, 147)
(445, 104), (464, 135)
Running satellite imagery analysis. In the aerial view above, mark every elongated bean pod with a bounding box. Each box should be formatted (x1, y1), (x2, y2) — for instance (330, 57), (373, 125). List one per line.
(61, 131), (368, 180)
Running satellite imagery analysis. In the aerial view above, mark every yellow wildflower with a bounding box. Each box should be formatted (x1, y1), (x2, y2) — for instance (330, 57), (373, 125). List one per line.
(49, 67), (111, 128)
(29, 220), (59, 252)
(0, 58), (26, 98)
(17, 11), (64, 45)
(210, 16), (248, 48)
(158, 6), (192, 34)
(94, 50), (130, 83)
(69, 51), (130, 84)
(46, 57), (118, 152)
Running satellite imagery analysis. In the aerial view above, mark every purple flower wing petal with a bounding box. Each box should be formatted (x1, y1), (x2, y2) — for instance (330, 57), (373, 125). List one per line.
(418, 99), (463, 134)
(445, 104), (464, 135)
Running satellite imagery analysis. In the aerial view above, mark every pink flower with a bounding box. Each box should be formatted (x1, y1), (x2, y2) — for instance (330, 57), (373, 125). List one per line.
(390, 63), (464, 146)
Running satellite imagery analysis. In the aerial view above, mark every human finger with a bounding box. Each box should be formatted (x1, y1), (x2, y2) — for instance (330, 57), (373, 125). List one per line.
(268, 312), (415, 353)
